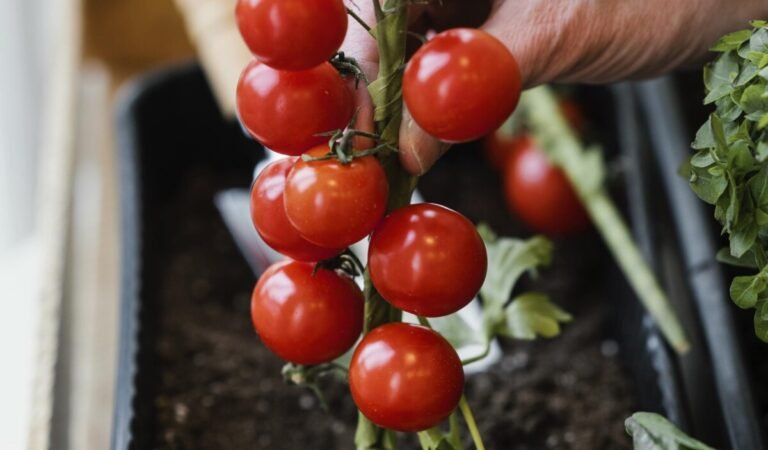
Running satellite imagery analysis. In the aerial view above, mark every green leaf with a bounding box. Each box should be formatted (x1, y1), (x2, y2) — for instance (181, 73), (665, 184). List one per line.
(709, 114), (728, 152)
(703, 52), (740, 104)
(625, 412), (717, 450)
(749, 166), (768, 209)
(430, 313), (485, 349)
(735, 62), (759, 86)
(711, 29), (753, 52)
(716, 247), (758, 268)
(738, 82), (768, 118)
(729, 210), (757, 257)
(758, 65), (768, 82)
(688, 165), (728, 204)
(756, 139), (768, 161)
(754, 299), (768, 342)
(479, 231), (553, 310)
(691, 119), (714, 149)
(417, 429), (456, 450)
(496, 293), (572, 340)
(750, 27), (768, 53)
(690, 151), (715, 168)
(751, 20), (767, 28)
(355, 413), (397, 450)
(730, 274), (767, 308)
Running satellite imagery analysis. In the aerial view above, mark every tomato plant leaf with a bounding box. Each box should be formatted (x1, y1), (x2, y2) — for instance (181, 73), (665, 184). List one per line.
(417, 429), (457, 450)
(355, 413), (397, 450)
(495, 292), (573, 340)
(478, 225), (553, 311)
(625, 412), (717, 450)
(430, 313), (485, 349)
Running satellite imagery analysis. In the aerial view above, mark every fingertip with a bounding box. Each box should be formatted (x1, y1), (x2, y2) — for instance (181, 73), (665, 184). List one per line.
(398, 111), (450, 175)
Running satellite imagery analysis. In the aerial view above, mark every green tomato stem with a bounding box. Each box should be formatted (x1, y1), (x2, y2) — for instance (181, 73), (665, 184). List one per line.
(521, 86), (690, 354)
(354, 1), (412, 448)
(459, 396), (486, 450)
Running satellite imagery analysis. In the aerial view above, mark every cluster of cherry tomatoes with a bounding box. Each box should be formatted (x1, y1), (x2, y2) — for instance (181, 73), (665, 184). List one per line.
(236, 0), (520, 432)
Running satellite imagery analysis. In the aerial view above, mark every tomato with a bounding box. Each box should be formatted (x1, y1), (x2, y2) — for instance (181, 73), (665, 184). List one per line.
(284, 145), (388, 248)
(349, 323), (464, 432)
(403, 28), (521, 143)
(237, 60), (354, 155)
(504, 135), (590, 236)
(251, 260), (364, 365)
(250, 158), (343, 261)
(236, 0), (347, 71)
(368, 203), (487, 317)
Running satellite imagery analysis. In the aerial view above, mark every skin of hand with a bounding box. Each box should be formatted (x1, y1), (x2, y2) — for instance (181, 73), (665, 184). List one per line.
(343, 0), (768, 175)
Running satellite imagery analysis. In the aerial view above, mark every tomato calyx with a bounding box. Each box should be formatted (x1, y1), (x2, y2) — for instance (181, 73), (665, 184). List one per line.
(330, 51), (369, 87)
(314, 248), (366, 278)
(303, 121), (397, 165)
(282, 362), (348, 411)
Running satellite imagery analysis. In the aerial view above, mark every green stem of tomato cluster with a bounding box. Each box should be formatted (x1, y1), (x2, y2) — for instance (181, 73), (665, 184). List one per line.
(353, 2), (486, 449)
(520, 86), (690, 354)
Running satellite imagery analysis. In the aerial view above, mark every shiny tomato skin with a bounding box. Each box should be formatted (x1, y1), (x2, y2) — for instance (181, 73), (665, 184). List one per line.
(237, 60), (353, 155)
(504, 135), (590, 236)
(403, 28), (521, 143)
(251, 260), (364, 365)
(349, 323), (464, 432)
(236, 0), (347, 71)
(368, 203), (487, 317)
(250, 158), (343, 261)
(284, 145), (389, 248)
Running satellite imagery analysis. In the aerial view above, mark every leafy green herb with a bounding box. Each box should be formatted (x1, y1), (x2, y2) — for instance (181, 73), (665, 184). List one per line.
(625, 412), (717, 450)
(687, 21), (768, 341)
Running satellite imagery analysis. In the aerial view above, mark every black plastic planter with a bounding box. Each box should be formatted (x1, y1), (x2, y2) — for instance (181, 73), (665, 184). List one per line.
(111, 64), (727, 449)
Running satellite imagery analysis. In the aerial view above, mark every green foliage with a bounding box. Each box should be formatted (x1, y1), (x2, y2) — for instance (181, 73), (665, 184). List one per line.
(687, 22), (768, 341)
(497, 293), (573, 339)
(478, 225), (571, 341)
(625, 413), (716, 450)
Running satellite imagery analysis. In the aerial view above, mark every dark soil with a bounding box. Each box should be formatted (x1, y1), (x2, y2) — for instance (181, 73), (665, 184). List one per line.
(142, 147), (636, 450)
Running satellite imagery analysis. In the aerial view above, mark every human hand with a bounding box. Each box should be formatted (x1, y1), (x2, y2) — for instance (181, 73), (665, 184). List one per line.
(343, 0), (767, 174)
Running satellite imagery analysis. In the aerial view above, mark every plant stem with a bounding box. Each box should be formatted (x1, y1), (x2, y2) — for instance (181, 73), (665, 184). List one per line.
(459, 396), (486, 450)
(355, 1), (413, 448)
(521, 86), (690, 354)
(449, 412), (465, 450)
(460, 339), (491, 366)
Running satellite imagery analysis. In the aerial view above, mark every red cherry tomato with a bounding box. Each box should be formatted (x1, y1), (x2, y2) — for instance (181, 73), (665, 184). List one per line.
(251, 260), (363, 365)
(250, 158), (343, 261)
(284, 145), (389, 248)
(504, 135), (590, 236)
(237, 60), (353, 155)
(349, 323), (464, 432)
(369, 203), (487, 317)
(403, 28), (521, 143)
(236, 0), (347, 71)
